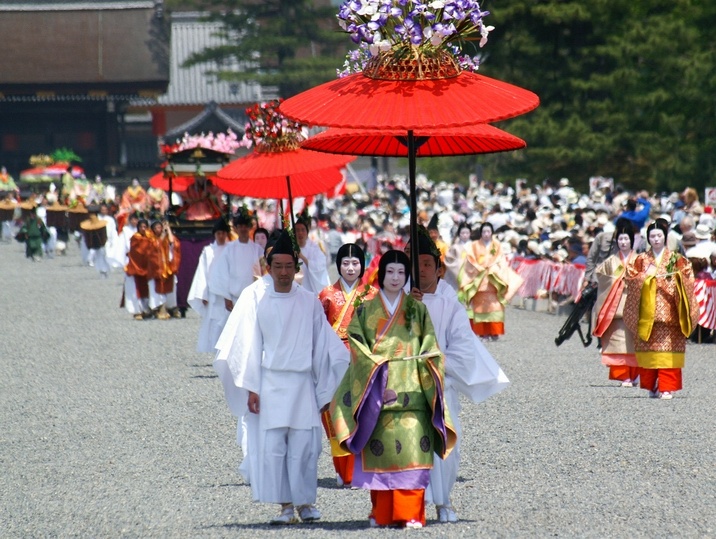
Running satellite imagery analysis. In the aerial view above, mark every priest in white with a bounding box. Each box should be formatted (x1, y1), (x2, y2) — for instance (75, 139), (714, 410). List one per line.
(294, 215), (330, 294)
(187, 219), (231, 353)
(210, 211), (262, 312)
(409, 234), (510, 524)
(214, 231), (349, 525)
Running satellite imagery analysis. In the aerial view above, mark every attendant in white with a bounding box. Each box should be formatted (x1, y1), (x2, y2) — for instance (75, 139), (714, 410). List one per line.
(403, 238), (458, 299)
(187, 219), (231, 353)
(211, 212), (262, 312)
(409, 234), (510, 523)
(98, 203), (119, 269)
(109, 211), (139, 268)
(214, 231), (349, 525)
(295, 215), (330, 294)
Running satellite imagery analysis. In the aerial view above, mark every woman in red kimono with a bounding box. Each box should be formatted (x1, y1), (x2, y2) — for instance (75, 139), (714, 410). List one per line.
(318, 243), (377, 486)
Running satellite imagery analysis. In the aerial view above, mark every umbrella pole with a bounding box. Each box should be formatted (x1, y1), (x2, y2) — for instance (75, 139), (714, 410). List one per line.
(408, 130), (420, 290)
(168, 175), (173, 218)
(286, 175), (296, 230)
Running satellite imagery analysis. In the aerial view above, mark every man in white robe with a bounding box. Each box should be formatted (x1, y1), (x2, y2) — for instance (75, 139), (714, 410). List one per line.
(109, 211), (139, 269)
(410, 234), (510, 523)
(210, 212), (262, 312)
(187, 219), (231, 353)
(214, 231), (349, 525)
(294, 215), (330, 294)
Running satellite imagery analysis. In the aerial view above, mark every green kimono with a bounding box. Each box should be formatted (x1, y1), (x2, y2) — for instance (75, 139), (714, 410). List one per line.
(19, 217), (49, 259)
(330, 292), (456, 489)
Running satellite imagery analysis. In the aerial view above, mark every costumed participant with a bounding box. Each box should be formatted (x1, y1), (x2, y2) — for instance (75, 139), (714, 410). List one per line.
(403, 235), (458, 299)
(294, 210), (330, 294)
(70, 175), (92, 207)
(330, 249), (457, 529)
(146, 219), (181, 320)
(213, 230), (349, 525)
(443, 222), (472, 290)
(17, 205), (49, 261)
(146, 186), (169, 216)
(253, 227), (270, 275)
(408, 232), (510, 523)
(98, 203), (119, 265)
(123, 219), (151, 320)
(187, 219), (231, 353)
(593, 221), (639, 387)
(79, 205), (110, 278)
(318, 243), (378, 487)
(177, 175), (224, 220)
(117, 178), (148, 232)
(457, 222), (524, 341)
(210, 207), (263, 314)
(427, 214), (449, 274)
(110, 211), (139, 268)
(0, 193), (18, 242)
(624, 219), (698, 399)
(0, 166), (19, 199)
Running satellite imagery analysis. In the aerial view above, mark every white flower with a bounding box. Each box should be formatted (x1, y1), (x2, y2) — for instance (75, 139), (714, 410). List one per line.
(479, 24), (494, 48)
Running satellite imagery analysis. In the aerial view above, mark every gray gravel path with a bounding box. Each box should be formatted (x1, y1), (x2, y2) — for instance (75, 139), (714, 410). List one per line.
(1, 240), (714, 538)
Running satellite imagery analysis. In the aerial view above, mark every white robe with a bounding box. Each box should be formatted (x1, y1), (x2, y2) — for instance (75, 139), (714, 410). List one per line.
(296, 239), (330, 294)
(214, 278), (349, 505)
(403, 277), (458, 300)
(109, 224), (136, 268)
(187, 241), (228, 353)
(211, 240), (263, 303)
(422, 292), (510, 507)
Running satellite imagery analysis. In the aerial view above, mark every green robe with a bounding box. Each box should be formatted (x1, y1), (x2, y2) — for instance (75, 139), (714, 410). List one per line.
(330, 292), (456, 480)
(20, 217), (48, 258)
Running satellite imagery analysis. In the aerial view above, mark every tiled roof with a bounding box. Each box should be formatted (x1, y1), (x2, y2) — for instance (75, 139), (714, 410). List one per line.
(0, 1), (154, 10)
(163, 101), (245, 140)
(157, 12), (275, 106)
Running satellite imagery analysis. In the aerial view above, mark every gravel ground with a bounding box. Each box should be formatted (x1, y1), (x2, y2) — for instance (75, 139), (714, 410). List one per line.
(1, 240), (715, 538)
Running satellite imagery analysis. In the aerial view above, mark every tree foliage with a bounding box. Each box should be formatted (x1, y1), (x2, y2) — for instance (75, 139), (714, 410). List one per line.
(180, 0), (349, 98)
(468, 0), (716, 193)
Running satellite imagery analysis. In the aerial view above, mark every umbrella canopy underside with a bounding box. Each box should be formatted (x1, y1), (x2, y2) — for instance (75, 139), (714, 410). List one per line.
(302, 124), (526, 157)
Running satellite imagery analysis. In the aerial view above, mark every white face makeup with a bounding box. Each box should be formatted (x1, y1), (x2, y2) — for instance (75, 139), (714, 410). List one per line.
(340, 256), (362, 284)
(648, 228), (665, 252)
(459, 227), (471, 242)
(617, 233), (632, 254)
(481, 226), (493, 242)
(382, 262), (406, 294)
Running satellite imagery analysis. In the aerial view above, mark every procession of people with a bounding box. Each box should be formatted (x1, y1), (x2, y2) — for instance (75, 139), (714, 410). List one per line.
(3, 161), (715, 529)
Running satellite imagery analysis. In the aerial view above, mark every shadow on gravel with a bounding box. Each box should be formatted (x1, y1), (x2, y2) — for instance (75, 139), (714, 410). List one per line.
(200, 519), (377, 532)
(191, 373), (218, 379)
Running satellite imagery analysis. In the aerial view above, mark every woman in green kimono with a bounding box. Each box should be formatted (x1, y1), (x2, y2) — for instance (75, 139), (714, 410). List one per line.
(18, 206), (49, 261)
(330, 249), (456, 529)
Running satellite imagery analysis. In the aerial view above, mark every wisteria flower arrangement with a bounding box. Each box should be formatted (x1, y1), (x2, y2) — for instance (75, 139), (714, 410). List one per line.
(336, 0), (494, 76)
(243, 99), (308, 152)
(161, 129), (242, 156)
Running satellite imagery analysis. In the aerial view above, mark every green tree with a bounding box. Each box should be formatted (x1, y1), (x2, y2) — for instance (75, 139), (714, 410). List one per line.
(421, 0), (716, 193)
(181, 0), (349, 98)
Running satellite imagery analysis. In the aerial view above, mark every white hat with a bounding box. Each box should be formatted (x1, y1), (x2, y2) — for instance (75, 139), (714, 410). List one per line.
(694, 223), (713, 240)
(559, 177), (570, 187)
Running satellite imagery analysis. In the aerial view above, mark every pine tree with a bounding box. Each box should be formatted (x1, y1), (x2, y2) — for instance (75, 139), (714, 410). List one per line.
(181, 0), (349, 98)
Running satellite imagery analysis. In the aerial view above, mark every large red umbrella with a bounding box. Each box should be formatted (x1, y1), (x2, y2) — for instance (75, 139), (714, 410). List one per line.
(280, 71), (539, 130)
(214, 148), (354, 225)
(280, 53), (539, 287)
(302, 124), (526, 157)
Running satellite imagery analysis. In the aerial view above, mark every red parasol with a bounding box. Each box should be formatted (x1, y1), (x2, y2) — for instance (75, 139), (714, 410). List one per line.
(214, 148), (355, 223)
(302, 124), (526, 157)
(148, 171), (196, 192)
(280, 71), (539, 130)
(279, 50), (539, 286)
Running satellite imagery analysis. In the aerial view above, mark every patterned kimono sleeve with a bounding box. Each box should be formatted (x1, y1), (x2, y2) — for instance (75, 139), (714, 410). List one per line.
(623, 255), (647, 336)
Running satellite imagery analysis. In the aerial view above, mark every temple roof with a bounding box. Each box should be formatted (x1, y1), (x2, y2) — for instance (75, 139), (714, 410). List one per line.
(0, 1), (169, 99)
(163, 101), (245, 140)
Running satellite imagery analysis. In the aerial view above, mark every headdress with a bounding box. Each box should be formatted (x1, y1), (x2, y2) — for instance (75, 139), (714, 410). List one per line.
(212, 219), (230, 234)
(414, 225), (441, 267)
(613, 217), (634, 248)
(267, 229), (299, 265)
(427, 213), (439, 231)
(233, 204), (253, 226)
(646, 219), (669, 244)
(295, 207), (311, 230)
(336, 243), (366, 278)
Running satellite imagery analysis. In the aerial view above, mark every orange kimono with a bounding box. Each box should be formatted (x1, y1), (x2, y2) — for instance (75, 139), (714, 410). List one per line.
(593, 252), (639, 383)
(457, 239), (523, 337)
(147, 234), (181, 294)
(125, 232), (151, 298)
(318, 279), (377, 485)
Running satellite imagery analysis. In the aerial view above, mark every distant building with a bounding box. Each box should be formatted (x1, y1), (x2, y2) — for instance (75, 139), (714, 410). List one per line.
(0, 0), (170, 179)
